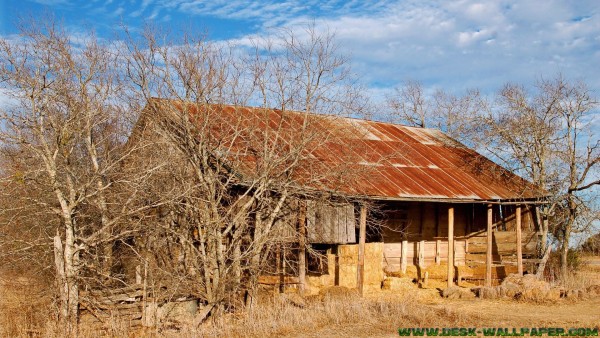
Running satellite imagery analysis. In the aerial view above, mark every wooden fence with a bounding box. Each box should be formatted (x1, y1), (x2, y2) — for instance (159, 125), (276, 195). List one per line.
(79, 284), (198, 329)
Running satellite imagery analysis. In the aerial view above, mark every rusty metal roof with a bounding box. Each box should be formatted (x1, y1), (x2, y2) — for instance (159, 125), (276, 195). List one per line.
(146, 100), (542, 202)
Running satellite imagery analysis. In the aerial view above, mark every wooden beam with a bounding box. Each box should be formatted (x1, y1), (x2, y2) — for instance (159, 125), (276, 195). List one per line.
(298, 201), (307, 295)
(418, 240), (425, 269)
(418, 240), (425, 285)
(435, 239), (441, 265)
(447, 206), (454, 288)
(485, 204), (493, 287)
(357, 204), (367, 296)
(516, 205), (523, 276)
(401, 240), (408, 273)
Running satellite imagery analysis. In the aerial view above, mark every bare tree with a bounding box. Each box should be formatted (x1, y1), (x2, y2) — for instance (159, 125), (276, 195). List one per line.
(386, 79), (429, 127)
(551, 77), (599, 277)
(121, 24), (367, 322)
(385, 80), (485, 146)
(484, 75), (599, 278)
(432, 88), (487, 145)
(0, 20), (155, 331)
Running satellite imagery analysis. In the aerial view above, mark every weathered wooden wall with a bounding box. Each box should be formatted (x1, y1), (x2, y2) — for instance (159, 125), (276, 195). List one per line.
(306, 201), (356, 244)
(381, 202), (536, 242)
(466, 230), (538, 265)
(80, 284), (198, 329)
(380, 201), (538, 281)
(383, 240), (467, 271)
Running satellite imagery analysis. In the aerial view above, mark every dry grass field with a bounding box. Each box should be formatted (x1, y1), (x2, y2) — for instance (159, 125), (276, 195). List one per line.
(1, 257), (599, 337)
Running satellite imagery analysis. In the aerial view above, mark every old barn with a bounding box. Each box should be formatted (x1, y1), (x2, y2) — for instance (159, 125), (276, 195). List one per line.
(128, 100), (547, 296)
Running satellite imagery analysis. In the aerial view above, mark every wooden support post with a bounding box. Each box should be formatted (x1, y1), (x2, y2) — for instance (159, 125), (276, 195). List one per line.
(486, 204), (493, 287)
(447, 206), (454, 288)
(418, 240), (425, 268)
(453, 242), (458, 267)
(401, 240), (408, 273)
(276, 245), (283, 293)
(357, 204), (367, 296)
(418, 240), (425, 285)
(298, 201), (307, 295)
(516, 205), (523, 276)
(435, 239), (441, 265)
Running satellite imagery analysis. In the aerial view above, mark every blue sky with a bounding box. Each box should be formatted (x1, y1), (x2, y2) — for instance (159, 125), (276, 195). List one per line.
(1, 0), (600, 102)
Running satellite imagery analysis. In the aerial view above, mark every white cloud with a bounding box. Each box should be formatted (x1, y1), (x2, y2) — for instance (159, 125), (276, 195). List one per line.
(13, 0), (600, 105)
(229, 0), (600, 99)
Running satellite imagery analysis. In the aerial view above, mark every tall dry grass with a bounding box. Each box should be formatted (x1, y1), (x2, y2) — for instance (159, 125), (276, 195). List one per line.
(1, 285), (472, 338)
(5, 267), (600, 338)
(0, 278), (51, 337)
(9, 263), (600, 338)
(167, 290), (474, 338)
(556, 255), (600, 291)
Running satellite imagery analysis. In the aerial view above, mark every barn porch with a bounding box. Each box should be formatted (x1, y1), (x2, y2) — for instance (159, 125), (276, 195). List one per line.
(264, 199), (544, 295)
(377, 201), (541, 287)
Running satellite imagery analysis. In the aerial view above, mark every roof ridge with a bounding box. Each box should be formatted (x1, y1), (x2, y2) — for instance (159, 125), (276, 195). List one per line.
(148, 97), (438, 132)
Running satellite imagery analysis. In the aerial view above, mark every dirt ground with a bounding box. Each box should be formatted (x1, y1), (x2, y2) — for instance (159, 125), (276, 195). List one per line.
(284, 294), (600, 338)
(286, 258), (600, 338)
(435, 297), (600, 327)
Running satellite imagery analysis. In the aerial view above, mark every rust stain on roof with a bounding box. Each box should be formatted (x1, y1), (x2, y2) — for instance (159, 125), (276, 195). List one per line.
(145, 100), (542, 202)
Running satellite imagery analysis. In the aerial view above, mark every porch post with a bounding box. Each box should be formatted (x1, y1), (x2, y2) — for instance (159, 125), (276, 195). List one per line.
(357, 203), (367, 296)
(485, 204), (493, 287)
(447, 206), (454, 288)
(401, 240), (408, 273)
(435, 239), (441, 265)
(298, 201), (307, 294)
(516, 205), (523, 276)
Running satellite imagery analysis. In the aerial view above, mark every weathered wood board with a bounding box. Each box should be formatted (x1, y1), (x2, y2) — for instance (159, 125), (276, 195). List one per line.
(383, 240), (466, 271)
(466, 231), (538, 254)
(306, 201), (356, 244)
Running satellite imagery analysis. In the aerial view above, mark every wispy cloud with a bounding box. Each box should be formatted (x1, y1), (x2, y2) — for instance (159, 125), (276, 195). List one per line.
(7, 0), (600, 102)
(111, 0), (600, 98)
(256, 0), (600, 97)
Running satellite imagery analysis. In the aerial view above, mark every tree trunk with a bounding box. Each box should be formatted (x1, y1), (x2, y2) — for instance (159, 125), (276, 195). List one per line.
(535, 245), (551, 279)
(560, 229), (570, 279)
(54, 234), (68, 321)
(534, 206), (550, 276)
(245, 252), (261, 310)
(64, 221), (79, 333)
(54, 222), (79, 335)
(560, 199), (576, 280)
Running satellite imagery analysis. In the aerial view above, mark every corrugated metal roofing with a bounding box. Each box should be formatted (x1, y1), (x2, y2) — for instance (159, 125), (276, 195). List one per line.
(146, 100), (542, 202)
